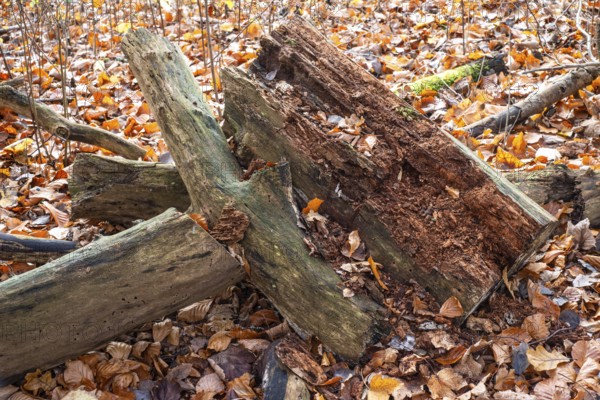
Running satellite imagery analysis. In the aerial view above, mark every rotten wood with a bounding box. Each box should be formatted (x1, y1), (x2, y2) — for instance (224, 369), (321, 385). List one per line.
(0, 232), (77, 263)
(463, 66), (600, 136)
(69, 154), (189, 224)
(122, 28), (386, 359)
(0, 86), (146, 159)
(221, 17), (557, 318)
(0, 208), (244, 385)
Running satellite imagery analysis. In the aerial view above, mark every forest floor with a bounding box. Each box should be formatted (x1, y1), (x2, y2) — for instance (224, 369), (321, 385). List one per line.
(0, 0), (599, 399)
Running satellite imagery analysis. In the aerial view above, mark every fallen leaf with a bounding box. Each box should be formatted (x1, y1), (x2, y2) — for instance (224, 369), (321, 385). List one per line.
(527, 345), (569, 371)
(439, 296), (463, 318)
(368, 256), (388, 291)
(302, 197), (324, 214)
(435, 345), (467, 365)
(341, 230), (361, 258)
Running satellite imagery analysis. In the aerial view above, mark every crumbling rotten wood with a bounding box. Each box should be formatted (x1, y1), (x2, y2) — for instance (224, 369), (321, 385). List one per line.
(0, 232), (77, 263)
(463, 66), (600, 136)
(221, 17), (557, 318)
(70, 154), (190, 224)
(122, 28), (386, 360)
(0, 209), (244, 384)
(0, 86), (146, 160)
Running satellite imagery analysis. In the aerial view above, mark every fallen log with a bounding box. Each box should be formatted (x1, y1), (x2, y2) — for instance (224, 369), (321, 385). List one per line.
(221, 18), (557, 318)
(504, 165), (600, 227)
(0, 208), (244, 384)
(69, 154), (600, 229)
(0, 232), (77, 263)
(69, 154), (189, 223)
(122, 28), (386, 359)
(408, 54), (507, 95)
(0, 86), (146, 160)
(463, 66), (600, 136)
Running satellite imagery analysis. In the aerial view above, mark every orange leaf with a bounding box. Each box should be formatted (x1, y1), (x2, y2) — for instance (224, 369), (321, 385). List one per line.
(435, 345), (467, 365)
(496, 147), (524, 168)
(302, 198), (324, 214)
(189, 213), (209, 231)
(368, 256), (388, 291)
(512, 132), (526, 155)
(143, 122), (160, 134)
(102, 118), (120, 131)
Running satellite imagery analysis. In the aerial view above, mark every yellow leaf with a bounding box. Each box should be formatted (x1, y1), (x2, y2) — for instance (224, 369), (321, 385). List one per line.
(527, 345), (569, 371)
(245, 22), (263, 39)
(116, 22), (132, 34)
(368, 374), (403, 400)
(302, 198), (324, 214)
(143, 122), (160, 134)
(93, 0), (104, 8)
(2, 138), (33, 156)
(496, 147), (524, 168)
(512, 132), (526, 155)
(368, 257), (388, 291)
(220, 22), (235, 32)
(439, 296), (463, 318)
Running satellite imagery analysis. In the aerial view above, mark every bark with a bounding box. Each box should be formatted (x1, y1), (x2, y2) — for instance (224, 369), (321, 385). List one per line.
(0, 208), (244, 384)
(0, 232), (77, 263)
(408, 54), (507, 95)
(505, 165), (600, 227)
(0, 86), (146, 160)
(0, 76), (24, 88)
(69, 154), (189, 224)
(463, 66), (600, 136)
(221, 17), (557, 318)
(122, 28), (386, 359)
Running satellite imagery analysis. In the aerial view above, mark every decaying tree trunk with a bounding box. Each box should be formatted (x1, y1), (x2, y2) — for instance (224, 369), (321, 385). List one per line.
(122, 28), (386, 360)
(0, 86), (146, 160)
(0, 209), (244, 384)
(70, 154), (189, 223)
(69, 154), (600, 228)
(220, 18), (556, 317)
(463, 66), (600, 136)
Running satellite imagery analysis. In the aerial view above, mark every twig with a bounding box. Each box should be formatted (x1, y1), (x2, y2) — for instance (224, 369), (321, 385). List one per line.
(576, 0), (598, 61)
(521, 62), (600, 73)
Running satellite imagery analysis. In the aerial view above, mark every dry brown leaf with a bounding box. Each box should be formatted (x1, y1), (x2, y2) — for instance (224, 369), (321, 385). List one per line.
(40, 201), (70, 227)
(434, 345), (467, 365)
(106, 342), (132, 360)
(521, 313), (549, 340)
(427, 368), (467, 399)
(439, 296), (463, 318)
(526, 345), (569, 371)
(178, 299), (213, 323)
(152, 319), (173, 342)
(207, 331), (232, 352)
(226, 372), (256, 399)
(248, 309), (280, 327)
(63, 360), (94, 388)
(341, 230), (361, 258)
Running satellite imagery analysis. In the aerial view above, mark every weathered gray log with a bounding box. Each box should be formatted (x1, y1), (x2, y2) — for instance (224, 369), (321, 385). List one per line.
(0, 209), (244, 384)
(0, 232), (77, 263)
(505, 165), (600, 227)
(0, 86), (146, 159)
(463, 66), (600, 136)
(69, 156), (600, 229)
(221, 18), (557, 318)
(122, 28), (385, 359)
(70, 154), (189, 223)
